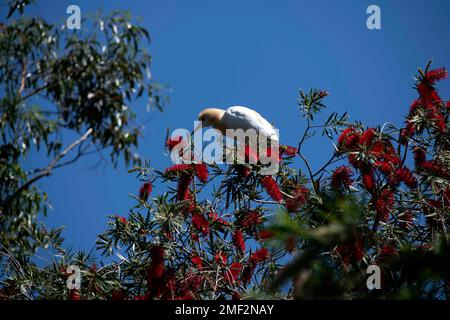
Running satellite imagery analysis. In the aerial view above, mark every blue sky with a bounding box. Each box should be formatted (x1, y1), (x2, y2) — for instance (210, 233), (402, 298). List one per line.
(19, 0), (450, 252)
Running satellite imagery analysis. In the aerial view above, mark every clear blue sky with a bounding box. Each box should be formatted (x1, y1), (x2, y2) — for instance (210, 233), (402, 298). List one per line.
(21, 0), (450, 252)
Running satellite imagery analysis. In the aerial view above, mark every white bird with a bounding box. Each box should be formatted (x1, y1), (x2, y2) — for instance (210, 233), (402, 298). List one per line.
(194, 106), (279, 142)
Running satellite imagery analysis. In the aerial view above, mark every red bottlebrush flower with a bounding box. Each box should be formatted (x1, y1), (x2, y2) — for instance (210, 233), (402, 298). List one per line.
(225, 262), (243, 284)
(192, 213), (210, 235)
(139, 182), (152, 202)
(425, 68), (448, 84)
(236, 210), (262, 229)
(116, 215), (128, 225)
(166, 136), (183, 151)
(244, 144), (259, 163)
(214, 252), (227, 265)
(261, 176), (283, 202)
(191, 232), (199, 241)
(375, 161), (392, 175)
(374, 189), (394, 222)
(398, 211), (414, 230)
(338, 127), (360, 150)
(331, 166), (353, 190)
(335, 237), (364, 266)
(111, 289), (126, 300)
(362, 171), (375, 192)
(242, 265), (255, 285)
(396, 167), (417, 188)
(179, 272), (203, 295)
(235, 164), (251, 178)
(177, 174), (193, 201)
(249, 248), (269, 265)
(285, 185), (310, 212)
(378, 245), (398, 261)
(190, 255), (203, 269)
(430, 109), (446, 132)
(151, 246), (165, 264)
(359, 128), (377, 147)
(417, 83), (434, 103)
(165, 163), (193, 174)
(147, 246), (167, 298)
(208, 212), (230, 228)
(69, 289), (81, 300)
(409, 99), (421, 114)
(233, 230), (245, 253)
(420, 160), (449, 178)
(194, 163), (209, 183)
(400, 122), (415, 143)
(175, 293), (194, 300)
(280, 145), (298, 157)
(257, 230), (274, 241)
(414, 147), (426, 167)
(285, 236), (296, 252)
(231, 291), (241, 300)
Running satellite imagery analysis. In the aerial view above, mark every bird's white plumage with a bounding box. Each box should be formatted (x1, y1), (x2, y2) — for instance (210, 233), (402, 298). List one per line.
(221, 106), (279, 142)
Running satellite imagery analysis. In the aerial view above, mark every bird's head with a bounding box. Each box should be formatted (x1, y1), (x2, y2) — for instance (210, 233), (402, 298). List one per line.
(192, 108), (226, 136)
(198, 108), (225, 128)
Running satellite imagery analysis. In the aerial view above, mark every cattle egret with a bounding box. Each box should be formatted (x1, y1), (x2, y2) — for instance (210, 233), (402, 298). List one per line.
(194, 106), (279, 142)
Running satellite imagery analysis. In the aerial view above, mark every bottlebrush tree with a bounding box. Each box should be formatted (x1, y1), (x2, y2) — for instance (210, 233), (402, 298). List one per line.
(2, 62), (450, 300)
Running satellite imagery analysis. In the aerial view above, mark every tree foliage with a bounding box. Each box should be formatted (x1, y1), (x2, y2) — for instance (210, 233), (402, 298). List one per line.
(0, 1), (167, 295)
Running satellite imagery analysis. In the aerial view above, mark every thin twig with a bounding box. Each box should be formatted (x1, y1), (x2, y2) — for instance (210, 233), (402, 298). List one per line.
(2, 128), (93, 215)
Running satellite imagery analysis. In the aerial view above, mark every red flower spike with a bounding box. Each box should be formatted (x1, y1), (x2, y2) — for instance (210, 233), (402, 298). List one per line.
(194, 163), (209, 183)
(214, 252), (227, 265)
(242, 265), (255, 285)
(331, 166), (353, 190)
(249, 248), (269, 265)
(225, 262), (243, 284)
(237, 210), (262, 229)
(244, 144), (259, 163)
(425, 68), (448, 84)
(378, 245), (398, 261)
(280, 145), (298, 157)
(231, 291), (241, 300)
(190, 256), (203, 269)
(111, 289), (126, 300)
(69, 289), (81, 300)
(165, 164), (193, 174)
(233, 230), (245, 253)
(362, 171), (375, 192)
(359, 128), (377, 147)
(139, 182), (152, 202)
(192, 213), (210, 235)
(338, 127), (360, 150)
(336, 237), (364, 267)
(414, 148), (426, 167)
(257, 230), (274, 241)
(177, 174), (193, 201)
(235, 164), (251, 178)
(261, 176), (283, 202)
(396, 167), (417, 188)
(285, 185), (310, 212)
(116, 216), (128, 225)
(166, 136), (183, 152)
(374, 189), (394, 222)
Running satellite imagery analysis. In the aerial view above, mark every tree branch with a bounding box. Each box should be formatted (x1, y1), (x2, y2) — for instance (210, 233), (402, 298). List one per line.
(1, 128), (93, 215)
